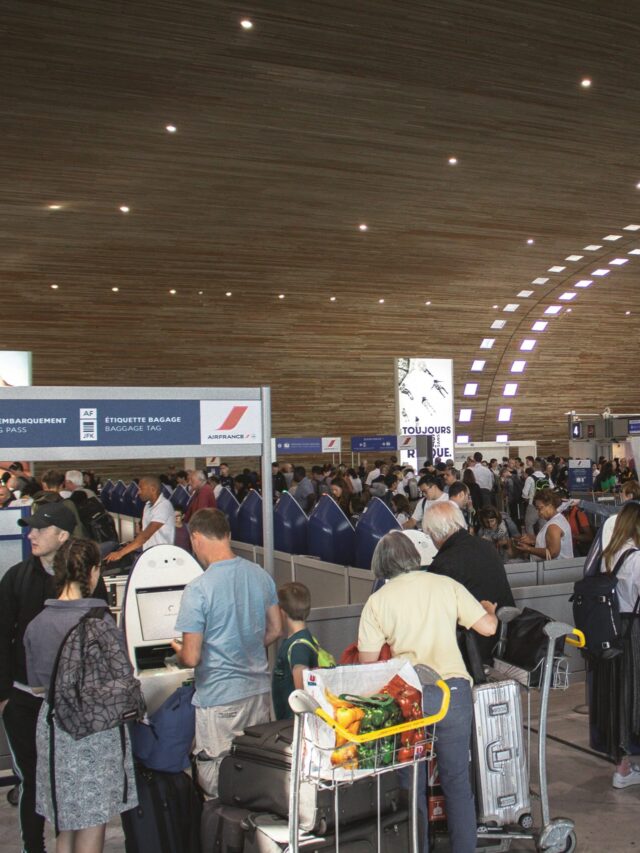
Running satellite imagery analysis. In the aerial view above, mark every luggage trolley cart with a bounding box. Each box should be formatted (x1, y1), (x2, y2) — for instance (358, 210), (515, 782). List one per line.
(287, 666), (451, 853)
(476, 608), (585, 853)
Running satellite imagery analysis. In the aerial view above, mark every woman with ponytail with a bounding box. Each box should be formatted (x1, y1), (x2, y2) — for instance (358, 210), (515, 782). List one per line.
(24, 538), (138, 852)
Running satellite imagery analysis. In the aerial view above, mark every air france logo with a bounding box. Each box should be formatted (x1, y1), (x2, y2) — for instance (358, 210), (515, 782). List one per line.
(203, 403), (258, 441)
(217, 406), (248, 431)
(326, 439), (336, 448)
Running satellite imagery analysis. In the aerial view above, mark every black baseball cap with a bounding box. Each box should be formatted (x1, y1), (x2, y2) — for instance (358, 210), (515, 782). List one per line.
(18, 503), (76, 534)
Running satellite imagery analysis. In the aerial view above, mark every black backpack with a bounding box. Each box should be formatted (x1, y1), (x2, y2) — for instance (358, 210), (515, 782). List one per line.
(77, 496), (118, 543)
(570, 548), (639, 659)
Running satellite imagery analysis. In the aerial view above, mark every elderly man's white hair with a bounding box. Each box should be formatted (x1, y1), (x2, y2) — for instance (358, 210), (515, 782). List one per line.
(422, 500), (466, 543)
(65, 469), (83, 487)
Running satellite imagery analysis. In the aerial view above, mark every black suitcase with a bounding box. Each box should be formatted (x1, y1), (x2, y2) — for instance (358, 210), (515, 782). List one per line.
(201, 801), (249, 853)
(122, 764), (201, 853)
(218, 721), (403, 834)
(242, 810), (410, 853)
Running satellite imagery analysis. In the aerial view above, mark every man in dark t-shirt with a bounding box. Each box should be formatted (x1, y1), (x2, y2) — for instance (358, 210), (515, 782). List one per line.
(423, 501), (515, 663)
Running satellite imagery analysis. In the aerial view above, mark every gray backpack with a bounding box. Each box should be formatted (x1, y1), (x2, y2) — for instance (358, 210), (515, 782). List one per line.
(47, 607), (145, 740)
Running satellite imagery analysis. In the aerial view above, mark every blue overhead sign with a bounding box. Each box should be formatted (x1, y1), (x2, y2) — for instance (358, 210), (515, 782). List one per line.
(275, 437), (323, 454)
(568, 460), (593, 493)
(350, 435), (398, 452)
(629, 419), (640, 435)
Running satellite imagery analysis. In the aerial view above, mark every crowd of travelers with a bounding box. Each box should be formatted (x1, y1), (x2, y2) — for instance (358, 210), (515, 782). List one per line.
(0, 449), (639, 853)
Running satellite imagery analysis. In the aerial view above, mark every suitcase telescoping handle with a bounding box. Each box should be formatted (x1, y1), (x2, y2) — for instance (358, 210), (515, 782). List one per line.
(288, 679), (451, 745)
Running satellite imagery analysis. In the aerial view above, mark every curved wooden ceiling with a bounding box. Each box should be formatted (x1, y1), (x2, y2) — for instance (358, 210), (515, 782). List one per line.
(2, 0), (640, 455)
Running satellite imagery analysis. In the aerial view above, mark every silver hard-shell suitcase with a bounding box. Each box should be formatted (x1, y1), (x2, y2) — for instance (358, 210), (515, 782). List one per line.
(472, 679), (532, 828)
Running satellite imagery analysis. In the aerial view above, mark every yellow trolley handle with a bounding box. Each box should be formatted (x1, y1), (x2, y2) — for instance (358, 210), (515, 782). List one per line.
(565, 628), (585, 648)
(312, 679), (451, 745)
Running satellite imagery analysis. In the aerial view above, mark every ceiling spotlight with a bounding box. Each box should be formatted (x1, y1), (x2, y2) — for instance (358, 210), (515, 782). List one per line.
(425, 300), (432, 306)
(165, 124), (177, 133)
(278, 294), (285, 299)
(581, 78), (592, 88)
(169, 289), (177, 295)
(111, 286), (119, 292)
(240, 19), (253, 29)
(330, 296), (336, 302)
(636, 182), (640, 190)
(119, 205), (130, 213)
(448, 157), (458, 165)
(47, 204), (62, 210)
(359, 223), (368, 231)
(492, 304), (499, 309)
(50, 284), (59, 290)
(378, 298), (385, 304)
(626, 311), (631, 316)
(526, 238), (534, 245)
(198, 290), (203, 295)
(225, 291), (232, 297)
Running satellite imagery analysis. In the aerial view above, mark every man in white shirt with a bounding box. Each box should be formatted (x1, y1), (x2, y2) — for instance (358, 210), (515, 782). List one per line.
(365, 459), (384, 487)
(470, 452), (495, 506)
(403, 475), (449, 531)
(521, 462), (548, 535)
(104, 475), (175, 563)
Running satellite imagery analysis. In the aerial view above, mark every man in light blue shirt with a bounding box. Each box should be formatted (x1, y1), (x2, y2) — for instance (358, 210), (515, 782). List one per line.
(171, 508), (281, 797)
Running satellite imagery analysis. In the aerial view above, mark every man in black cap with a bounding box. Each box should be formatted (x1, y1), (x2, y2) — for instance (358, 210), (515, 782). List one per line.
(0, 503), (107, 852)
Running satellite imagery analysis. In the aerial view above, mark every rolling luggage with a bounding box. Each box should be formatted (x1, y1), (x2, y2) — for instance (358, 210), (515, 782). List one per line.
(241, 810), (410, 853)
(472, 679), (532, 828)
(122, 764), (201, 853)
(201, 801), (249, 853)
(218, 720), (403, 834)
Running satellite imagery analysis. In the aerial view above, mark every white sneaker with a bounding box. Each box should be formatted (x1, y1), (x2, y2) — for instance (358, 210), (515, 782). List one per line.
(612, 767), (640, 789)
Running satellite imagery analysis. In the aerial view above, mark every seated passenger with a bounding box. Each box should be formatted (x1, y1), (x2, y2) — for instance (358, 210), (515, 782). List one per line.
(514, 488), (573, 561)
(24, 538), (137, 853)
(359, 531), (498, 853)
(271, 582), (317, 720)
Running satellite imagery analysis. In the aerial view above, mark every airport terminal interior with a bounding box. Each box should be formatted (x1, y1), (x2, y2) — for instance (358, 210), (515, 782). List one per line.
(2, 1), (640, 851)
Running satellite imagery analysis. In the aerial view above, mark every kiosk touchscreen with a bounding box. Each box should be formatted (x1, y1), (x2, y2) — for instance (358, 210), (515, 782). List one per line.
(122, 544), (202, 713)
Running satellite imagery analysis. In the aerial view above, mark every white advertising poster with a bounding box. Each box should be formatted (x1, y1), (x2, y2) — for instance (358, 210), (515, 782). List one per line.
(199, 400), (263, 445)
(396, 358), (454, 463)
(0, 351), (32, 387)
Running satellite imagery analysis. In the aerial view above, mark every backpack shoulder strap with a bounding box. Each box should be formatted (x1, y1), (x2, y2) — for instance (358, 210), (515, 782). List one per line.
(286, 636), (318, 667)
(611, 548), (640, 577)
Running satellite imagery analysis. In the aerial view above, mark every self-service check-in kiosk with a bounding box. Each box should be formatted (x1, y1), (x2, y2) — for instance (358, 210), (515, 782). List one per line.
(123, 544), (202, 714)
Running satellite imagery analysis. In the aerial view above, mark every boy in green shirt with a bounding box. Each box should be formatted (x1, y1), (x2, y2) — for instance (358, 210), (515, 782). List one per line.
(272, 582), (318, 720)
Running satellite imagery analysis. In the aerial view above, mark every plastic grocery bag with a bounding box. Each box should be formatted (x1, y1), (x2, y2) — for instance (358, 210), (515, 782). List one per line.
(301, 658), (423, 780)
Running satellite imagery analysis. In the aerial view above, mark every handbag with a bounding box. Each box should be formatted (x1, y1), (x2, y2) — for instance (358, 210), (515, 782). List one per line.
(499, 607), (565, 686)
(130, 684), (195, 773)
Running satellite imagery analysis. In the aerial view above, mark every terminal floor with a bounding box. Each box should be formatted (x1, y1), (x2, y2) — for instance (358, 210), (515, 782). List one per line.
(0, 682), (635, 852)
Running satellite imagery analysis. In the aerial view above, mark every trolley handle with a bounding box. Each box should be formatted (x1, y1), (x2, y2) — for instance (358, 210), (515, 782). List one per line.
(564, 628), (585, 648)
(288, 679), (451, 745)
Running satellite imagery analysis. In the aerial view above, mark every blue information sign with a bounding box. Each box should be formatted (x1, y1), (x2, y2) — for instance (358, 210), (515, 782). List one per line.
(350, 435), (398, 452)
(0, 399), (201, 448)
(568, 466), (593, 492)
(629, 419), (640, 435)
(275, 437), (323, 454)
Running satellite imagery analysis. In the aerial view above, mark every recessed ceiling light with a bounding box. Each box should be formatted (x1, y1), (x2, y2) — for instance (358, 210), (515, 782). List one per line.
(457, 435), (470, 444)
(625, 311), (632, 316)
(471, 360), (485, 371)
(511, 361), (526, 373)
(581, 78), (592, 88)
(503, 303), (519, 312)
(624, 224), (640, 231)
(492, 304), (499, 309)
(636, 183), (640, 190)
(527, 239), (535, 245)
(225, 291), (232, 297)
(532, 321), (548, 331)
(165, 125), (177, 133)
(463, 383), (478, 396)
(47, 204), (62, 210)
(520, 339), (536, 351)
(603, 234), (622, 241)
(330, 296), (336, 302)
(378, 298), (385, 304)
(480, 338), (495, 349)
(583, 245), (602, 251)
(491, 320), (506, 329)
(279, 294), (285, 299)
(111, 286), (119, 292)
(548, 265), (566, 273)
(503, 383), (518, 396)
(198, 290), (203, 295)
(240, 18), (253, 29)
(559, 292), (576, 301)
(565, 255), (583, 262)
(517, 290), (533, 298)
(448, 157), (458, 165)
(592, 268), (610, 276)
(459, 409), (472, 422)
(609, 258), (628, 266)
(498, 408), (512, 422)
(628, 249), (640, 255)
(425, 300), (431, 306)
(566, 308), (573, 313)
(359, 223), (368, 231)
(544, 305), (562, 315)
(574, 279), (592, 287)
(119, 205), (130, 213)
(50, 284), (59, 289)
(169, 289), (177, 295)
(496, 434), (509, 442)
(532, 277), (549, 285)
